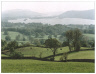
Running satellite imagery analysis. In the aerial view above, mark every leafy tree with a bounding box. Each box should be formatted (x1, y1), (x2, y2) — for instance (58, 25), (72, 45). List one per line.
(40, 32), (45, 37)
(65, 30), (74, 51)
(73, 29), (82, 51)
(9, 51), (24, 59)
(28, 36), (34, 43)
(7, 41), (18, 53)
(34, 39), (41, 47)
(1, 39), (7, 47)
(23, 37), (26, 41)
(88, 40), (95, 48)
(15, 34), (20, 41)
(35, 32), (39, 38)
(48, 35), (52, 39)
(5, 35), (11, 41)
(80, 36), (88, 47)
(62, 41), (68, 47)
(1, 39), (7, 50)
(60, 52), (68, 62)
(40, 39), (45, 45)
(45, 38), (61, 61)
(39, 52), (43, 58)
(59, 35), (65, 42)
(54, 34), (57, 38)
(65, 29), (82, 51)
(4, 30), (8, 35)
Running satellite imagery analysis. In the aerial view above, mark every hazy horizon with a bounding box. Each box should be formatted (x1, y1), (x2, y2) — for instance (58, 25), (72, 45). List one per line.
(2, 2), (94, 14)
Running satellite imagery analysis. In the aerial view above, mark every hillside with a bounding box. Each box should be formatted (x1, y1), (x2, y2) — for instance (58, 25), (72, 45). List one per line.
(2, 9), (42, 21)
(58, 9), (95, 20)
(2, 9), (95, 22)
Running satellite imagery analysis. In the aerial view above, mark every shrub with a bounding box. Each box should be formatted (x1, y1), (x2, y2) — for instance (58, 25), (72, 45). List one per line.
(59, 56), (63, 61)
(39, 52), (43, 58)
(9, 52), (24, 59)
(60, 52), (68, 62)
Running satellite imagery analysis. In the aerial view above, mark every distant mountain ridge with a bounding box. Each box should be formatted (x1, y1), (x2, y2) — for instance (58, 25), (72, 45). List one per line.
(2, 9), (95, 22)
(2, 9), (43, 21)
(58, 9), (95, 20)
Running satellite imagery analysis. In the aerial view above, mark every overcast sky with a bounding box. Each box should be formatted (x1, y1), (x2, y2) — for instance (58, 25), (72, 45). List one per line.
(2, 2), (94, 13)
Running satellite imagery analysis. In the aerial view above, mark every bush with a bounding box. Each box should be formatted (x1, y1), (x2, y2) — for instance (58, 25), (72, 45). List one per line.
(60, 52), (68, 62)
(39, 52), (43, 58)
(60, 56), (63, 61)
(62, 41), (68, 47)
(9, 52), (24, 59)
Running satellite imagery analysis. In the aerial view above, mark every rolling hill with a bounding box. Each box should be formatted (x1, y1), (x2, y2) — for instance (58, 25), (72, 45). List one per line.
(58, 9), (95, 20)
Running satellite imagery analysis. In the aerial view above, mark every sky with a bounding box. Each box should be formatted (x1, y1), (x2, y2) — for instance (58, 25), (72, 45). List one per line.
(2, 2), (94, 13)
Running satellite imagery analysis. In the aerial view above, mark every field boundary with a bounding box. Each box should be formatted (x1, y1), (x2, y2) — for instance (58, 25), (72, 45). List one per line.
(1, 57), (94, 63)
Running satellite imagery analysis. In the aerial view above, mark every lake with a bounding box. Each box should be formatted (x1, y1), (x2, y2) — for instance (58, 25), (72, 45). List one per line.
(8, 18), (95, 25)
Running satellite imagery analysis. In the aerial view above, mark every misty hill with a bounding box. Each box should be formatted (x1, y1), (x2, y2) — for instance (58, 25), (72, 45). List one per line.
(2, 9), (95, 23)
(2, 9), (42, 21)
(58, 9), (95, 20)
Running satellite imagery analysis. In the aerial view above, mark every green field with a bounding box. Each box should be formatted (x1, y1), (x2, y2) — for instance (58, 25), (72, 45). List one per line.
(3, 46), (94, 59)
(15, 46), (92, 59)
(55, 50), (94, 61)
(15, 46), (69, 57)
(83, 34), (94, 40)
(1, 31), (28, 40)
(1, 41), (95, 73)
(1, 54), (9, 57)
(1, 59), (94, 73)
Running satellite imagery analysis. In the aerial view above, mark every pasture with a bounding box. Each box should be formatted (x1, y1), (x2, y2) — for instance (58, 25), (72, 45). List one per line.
(83, 34), (94, 40)
(1, 31), (28, 40)
(15, 46), (69, 57)
(1, 33), (95, 73)
(14, 46), (92, 59)
(1, 59), (94, 73)
(1, 46), (95, 73)
(55, 50), (94, 61)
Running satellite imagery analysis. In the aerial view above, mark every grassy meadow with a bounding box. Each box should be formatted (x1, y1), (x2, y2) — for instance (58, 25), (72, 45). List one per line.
(83, 34), (94, 40)
(1, 59), (94, 73)
(1, 31), (95, 73)
(55, 50), (94, 61)
(1, 46), (95, 73)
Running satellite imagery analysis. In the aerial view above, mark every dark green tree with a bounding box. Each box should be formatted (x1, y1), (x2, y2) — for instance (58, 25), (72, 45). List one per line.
(23, 37), (26, 41)
(4, 30), (8, 35)
(45, 38), (61, 61)
(28, 36), (34, 43)
(35, 33), (39, 38)
(5, 35), (11, 41)
(1, 39), (7, 50)
(73, 29), (82, 51)
(34, 39), (41, 47)
(65, 30), (74, 52)
(65, 29), (82, 51)
(48, 35), (52, 39)
(15, 34), (20, 41)
(7, 41), (18, 53)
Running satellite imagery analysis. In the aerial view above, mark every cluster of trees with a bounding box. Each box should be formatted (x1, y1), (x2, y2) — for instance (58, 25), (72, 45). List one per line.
(1, 22), (95, 60)
(2, 28), (95, 60)
(1, 40), (18, 51)
(65, 29), (82, 51)
(2, 22), (94, 37)
(1, 40), (23, 59)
